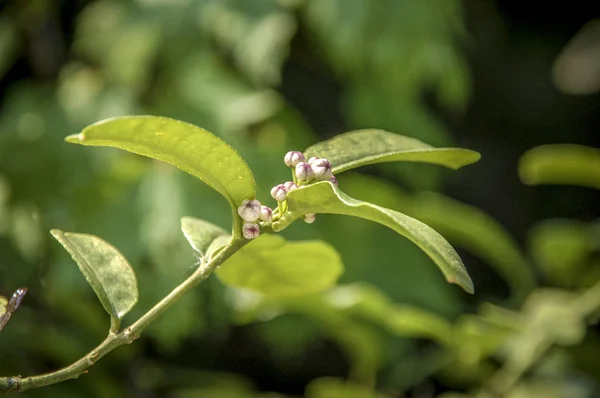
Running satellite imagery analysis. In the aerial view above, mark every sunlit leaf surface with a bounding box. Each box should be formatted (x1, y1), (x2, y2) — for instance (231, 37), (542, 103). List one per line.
(66, 116), (256, 235)
(51, 230), (138, 320)
(304, 129), (480, 174)
(218, 234), (343, 296)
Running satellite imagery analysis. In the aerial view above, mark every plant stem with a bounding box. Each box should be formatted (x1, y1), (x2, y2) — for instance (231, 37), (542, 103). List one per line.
(0, 238), (247, 393)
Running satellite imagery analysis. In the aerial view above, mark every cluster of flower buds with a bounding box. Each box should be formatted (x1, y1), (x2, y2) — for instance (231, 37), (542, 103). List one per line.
(269, 151), (339, 225)
(283, 151), (338, 186)
(239, 151), (339, 238)
(237, 199), (273, 239)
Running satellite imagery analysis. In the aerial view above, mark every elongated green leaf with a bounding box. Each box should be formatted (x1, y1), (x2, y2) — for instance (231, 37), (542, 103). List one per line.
(339, 174), (533, 301)
(50, 229), (138, 320)
(181, 216), (230, 261)
(66, 116), (256, 234)
(304, 129), (480, 173)
(519, 144), (600, 189)
(285, 182), (474, 293)
(218, 234), (343, 296)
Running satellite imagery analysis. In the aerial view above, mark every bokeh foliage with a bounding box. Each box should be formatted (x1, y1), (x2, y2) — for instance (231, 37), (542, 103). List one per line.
(1, 0), (599, 397)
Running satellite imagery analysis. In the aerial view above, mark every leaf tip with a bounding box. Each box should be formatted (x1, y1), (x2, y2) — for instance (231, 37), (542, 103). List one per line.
(50, 229), (63, 238)
(470, 150), (482, 163)
(454, 149), (482, 169)
(65, 133), (86, 144)
(448, 276), (475, 294)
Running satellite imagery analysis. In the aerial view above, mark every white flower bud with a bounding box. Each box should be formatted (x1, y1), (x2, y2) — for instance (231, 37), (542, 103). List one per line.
(295, 162), (314, 182)
(259, 206), (273, 223)
(304, 213), (316, 224)
(307, 157), (319, 165)
(284, 151), (305, 167)
(237, 199), (261, 222)
(270, 184), (288, 201)
(242, 223), (260, 239)
(329, 175), (339, 186)
(311, 158), (332, 180)
(283, 181), (298, 192)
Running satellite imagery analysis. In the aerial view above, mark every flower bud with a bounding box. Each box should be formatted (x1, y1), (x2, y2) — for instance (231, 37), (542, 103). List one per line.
(307, 157), (319, 165)
(237, 199), (261, 222)
(242, 223), (260, 239)
(283, 181), (298, 192)
(311, 158), (332, 180)
(304, 213), (316, 224)
(270, 184), (288, 202)
(329, 175), (339, 186)
(284, 151), (305, 167)
(295, 162), (314, 182)
(259, 206), (273, 223)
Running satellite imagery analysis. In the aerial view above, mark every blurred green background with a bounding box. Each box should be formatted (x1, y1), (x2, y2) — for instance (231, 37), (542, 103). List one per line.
(1, 0), (599, 397)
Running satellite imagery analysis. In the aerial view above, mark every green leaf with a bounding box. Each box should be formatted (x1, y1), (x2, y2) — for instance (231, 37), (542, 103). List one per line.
(339, 174), (532, 302)
(285, 182), (474, 294)
(181, 216), (230, 261)
(50, 229), (138, 320)
(66, 116), (256, 235)
(217, 234), (344, 296)
(304, 129), (480, 174)
(519, 144), (600, 190)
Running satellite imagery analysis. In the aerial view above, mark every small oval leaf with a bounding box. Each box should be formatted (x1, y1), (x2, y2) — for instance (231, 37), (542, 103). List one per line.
(304, 129), (480, 173)
(285, 182), (474, 294)
(519, 144), (600, 190)
(66, 116), (256, 234)
(50, 229), (138, 320)
(217, 234), (344, 296)
(181, 216), (230, 261)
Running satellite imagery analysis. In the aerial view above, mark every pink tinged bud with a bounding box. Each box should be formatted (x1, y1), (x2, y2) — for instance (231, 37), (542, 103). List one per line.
(295, 162), (314, 182)
(304, 213), (316, 224)
(260, 206), (273, 223)
(284, 151), (305, 167)
(307, 157), (319, 165)
(237, 199), (261, 222)
(311, 158), (332, 180)
(283, 181), (298, 192)
(270, 184), (288, 201)
(329, 175), (339, 186)
(242, 223), (260, 239)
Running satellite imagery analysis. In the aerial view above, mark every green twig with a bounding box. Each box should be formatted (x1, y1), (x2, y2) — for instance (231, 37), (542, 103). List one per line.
(0, 238), (248, 393)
